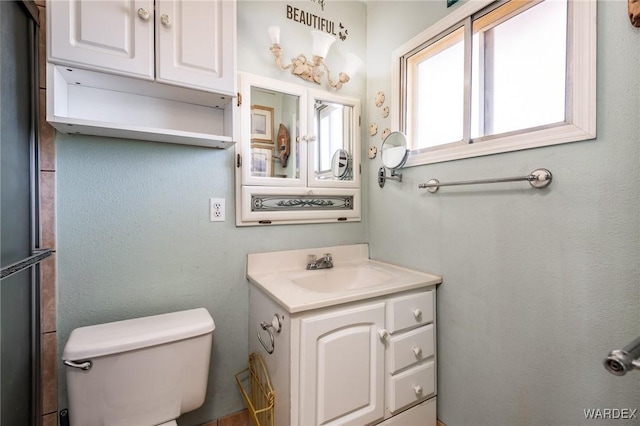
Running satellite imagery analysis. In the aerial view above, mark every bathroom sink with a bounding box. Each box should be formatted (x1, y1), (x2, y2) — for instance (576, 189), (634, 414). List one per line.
(247, 244), (442, 313)
(290, 265), (395, 293)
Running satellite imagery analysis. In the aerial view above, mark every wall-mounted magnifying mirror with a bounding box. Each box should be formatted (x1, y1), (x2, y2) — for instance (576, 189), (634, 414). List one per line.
(331, 149), (352, 179)
(378, 131), (409, 188)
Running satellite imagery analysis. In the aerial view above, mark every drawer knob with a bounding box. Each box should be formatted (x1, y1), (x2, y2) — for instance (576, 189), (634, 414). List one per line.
(412, 346), (422, 357)
(378, 329), (389, 341)
(413, 385), (423, 395)
(412, 308), (422, 320)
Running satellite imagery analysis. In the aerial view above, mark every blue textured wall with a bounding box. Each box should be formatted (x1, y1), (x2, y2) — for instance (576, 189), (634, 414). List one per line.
(56, 1), (367, 424)
(366, 1), (640, 425)
(56, 1), (640, 425)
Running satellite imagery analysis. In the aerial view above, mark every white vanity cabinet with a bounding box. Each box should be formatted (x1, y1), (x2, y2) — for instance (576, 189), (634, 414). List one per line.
(46, 0), (236, 148)
(249, 286), (437, 426)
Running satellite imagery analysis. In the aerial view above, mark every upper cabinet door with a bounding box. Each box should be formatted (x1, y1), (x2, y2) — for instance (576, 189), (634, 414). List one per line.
(48, 0), (154, 79)
(155, 0), (236, 95)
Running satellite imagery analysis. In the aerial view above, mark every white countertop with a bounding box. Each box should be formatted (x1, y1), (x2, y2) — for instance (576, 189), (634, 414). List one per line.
(247, 244), (442, 313)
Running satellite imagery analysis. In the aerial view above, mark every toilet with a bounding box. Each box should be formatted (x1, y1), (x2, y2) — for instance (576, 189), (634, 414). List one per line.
(62, 308), (215, 426)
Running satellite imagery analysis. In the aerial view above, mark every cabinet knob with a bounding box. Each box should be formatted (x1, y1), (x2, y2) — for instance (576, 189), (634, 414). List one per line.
(137, 8), (150, 20)
(412, 346), (422, 357)
(161, 14), (171, 26)
(378, 329), (389, 341)
(412, 308), (422, 320)
(413, 385), (423, 395)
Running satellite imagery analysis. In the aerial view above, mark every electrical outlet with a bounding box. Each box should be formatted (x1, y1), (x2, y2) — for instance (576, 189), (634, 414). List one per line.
(209, 198), (225, 222)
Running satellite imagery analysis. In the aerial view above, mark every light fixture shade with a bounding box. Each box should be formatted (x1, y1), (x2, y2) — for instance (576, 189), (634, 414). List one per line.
(268, 26), (281, 45)
(311, 31), (335, 58)
(342, 53), (364, 78)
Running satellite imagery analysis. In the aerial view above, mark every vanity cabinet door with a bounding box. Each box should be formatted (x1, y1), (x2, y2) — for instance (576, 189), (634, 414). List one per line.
(299, 302), (385, 426)
(155, 0), (236, 94)
(48, 0), (154, 79)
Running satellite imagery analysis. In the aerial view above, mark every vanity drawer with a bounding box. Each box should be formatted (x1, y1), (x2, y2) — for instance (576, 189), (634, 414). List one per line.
(389, 324), (434, 374)
(388, 360), (435, 414)
(386, 291), (434, 334)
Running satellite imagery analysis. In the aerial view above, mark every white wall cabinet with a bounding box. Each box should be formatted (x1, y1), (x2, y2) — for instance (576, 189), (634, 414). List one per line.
(249, 286), (437, 426)
(48, 0), (154, 80)
(236, 73), (361, 225)
(46, 0), (236, 148)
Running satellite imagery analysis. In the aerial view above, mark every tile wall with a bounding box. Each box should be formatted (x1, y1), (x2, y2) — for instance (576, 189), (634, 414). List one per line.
(36, 1), (58, 425)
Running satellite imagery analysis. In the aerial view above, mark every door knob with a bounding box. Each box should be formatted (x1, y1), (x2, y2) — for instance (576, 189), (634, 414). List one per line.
(378, 329), (389, 341)
(412, 308), (422, 320)
(161, 14), (171, 26)
(137, 8), (150, 20)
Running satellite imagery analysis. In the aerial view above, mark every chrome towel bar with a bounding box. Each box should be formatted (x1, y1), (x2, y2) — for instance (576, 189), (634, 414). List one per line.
(418, 168), (552, 193)
(604, 335), (640, 376)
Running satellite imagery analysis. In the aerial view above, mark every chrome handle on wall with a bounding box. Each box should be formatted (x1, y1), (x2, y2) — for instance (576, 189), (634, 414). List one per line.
(604, 335), (640, 376)
(257, 314), (282, 355)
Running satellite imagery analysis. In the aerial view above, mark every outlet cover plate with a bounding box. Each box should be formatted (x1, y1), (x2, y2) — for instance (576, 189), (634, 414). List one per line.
(209, 198), (225, 222)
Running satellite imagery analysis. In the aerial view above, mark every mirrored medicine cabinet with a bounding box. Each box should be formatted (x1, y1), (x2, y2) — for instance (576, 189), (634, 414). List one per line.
(236, 72), (361, 226)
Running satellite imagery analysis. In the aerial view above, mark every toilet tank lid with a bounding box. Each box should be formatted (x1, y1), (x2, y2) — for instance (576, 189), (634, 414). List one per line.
(62, 308), (215, 361)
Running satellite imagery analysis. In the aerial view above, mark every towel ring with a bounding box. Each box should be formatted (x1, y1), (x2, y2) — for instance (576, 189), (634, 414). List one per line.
(257, 314), (282, 354)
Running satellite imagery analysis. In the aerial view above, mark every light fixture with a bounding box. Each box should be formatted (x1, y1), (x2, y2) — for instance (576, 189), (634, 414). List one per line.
(268, 26), (363, 91)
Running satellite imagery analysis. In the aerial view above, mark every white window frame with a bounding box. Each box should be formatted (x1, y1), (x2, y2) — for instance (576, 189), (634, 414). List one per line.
(391, 0), (597, 167)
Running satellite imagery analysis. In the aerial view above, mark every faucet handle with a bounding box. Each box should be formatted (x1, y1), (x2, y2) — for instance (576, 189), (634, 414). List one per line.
(324, 253), (332, 261)
(307, 254), (317, 264)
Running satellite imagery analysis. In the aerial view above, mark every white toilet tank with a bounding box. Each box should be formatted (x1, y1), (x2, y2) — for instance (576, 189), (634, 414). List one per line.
(62, 308), (215, 426)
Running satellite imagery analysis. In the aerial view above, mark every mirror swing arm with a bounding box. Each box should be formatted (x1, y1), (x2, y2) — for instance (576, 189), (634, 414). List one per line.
(377, 167), (403, 188)
(377, 131), (409, 188)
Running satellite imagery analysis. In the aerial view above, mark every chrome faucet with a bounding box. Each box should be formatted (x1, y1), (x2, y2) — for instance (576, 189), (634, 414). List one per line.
(306, 253), (333, 270)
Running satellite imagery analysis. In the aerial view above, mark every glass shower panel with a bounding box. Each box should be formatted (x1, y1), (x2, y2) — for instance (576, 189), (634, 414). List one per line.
(1, 1), (40, 425)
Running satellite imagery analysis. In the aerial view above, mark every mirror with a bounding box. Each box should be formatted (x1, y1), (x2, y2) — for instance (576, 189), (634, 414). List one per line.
(250, 86), (300, 180)
(381, 131), (409, 169)
(378, 132), (408, 188)
(331, 149), (352, 179)
(238, 73), (362, 226)
(313, 99), (355, 182)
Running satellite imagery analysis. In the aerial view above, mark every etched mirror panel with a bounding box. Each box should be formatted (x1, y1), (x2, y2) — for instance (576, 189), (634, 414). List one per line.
(250, 87), (300, 180)
(313, 99), (355, 182)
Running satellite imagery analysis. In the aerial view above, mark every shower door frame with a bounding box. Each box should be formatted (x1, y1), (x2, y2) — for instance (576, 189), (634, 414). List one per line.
(0, 1), (50, 424)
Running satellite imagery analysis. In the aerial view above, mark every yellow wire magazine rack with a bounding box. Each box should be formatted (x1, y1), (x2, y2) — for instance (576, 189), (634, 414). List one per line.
(235, 353), (275, 426)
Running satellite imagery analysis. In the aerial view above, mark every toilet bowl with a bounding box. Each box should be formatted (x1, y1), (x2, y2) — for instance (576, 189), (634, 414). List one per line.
(62, 308), (215, 426)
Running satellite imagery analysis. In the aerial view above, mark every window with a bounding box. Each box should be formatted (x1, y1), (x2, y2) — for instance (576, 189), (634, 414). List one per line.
(392, 0), (596, 166)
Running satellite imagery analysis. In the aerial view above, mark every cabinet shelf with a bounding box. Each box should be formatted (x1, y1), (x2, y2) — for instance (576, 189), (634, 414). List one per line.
(47, 64), (235, 149)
